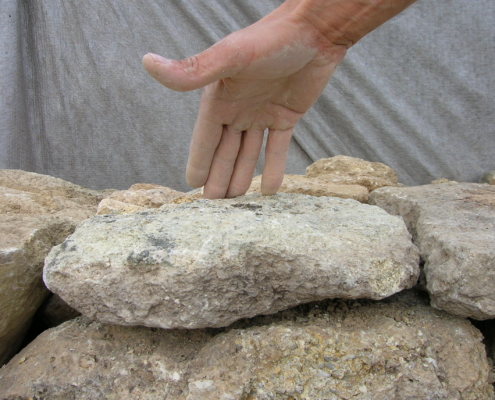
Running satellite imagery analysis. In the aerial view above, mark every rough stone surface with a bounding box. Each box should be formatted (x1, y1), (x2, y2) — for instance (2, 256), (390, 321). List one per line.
(0, 316), (214, 400)
(184, 297), (493, 400)
(248, 174), (369, 202)
(369, 183), (495, 320)
(0, 292), (492, 400)
(96, 198), (148, 215)
(97, 183), (185, 215)
(170, 189), (203, 205)
(0, 170), (104, 366)
(431, 178), (458, 184)
(305, 155), (399, 191)
(479, 171), (495, 185)
(44, 193), (419, 329)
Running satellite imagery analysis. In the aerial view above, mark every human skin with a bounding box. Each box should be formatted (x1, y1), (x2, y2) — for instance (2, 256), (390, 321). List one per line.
(143, 0), (417, 199)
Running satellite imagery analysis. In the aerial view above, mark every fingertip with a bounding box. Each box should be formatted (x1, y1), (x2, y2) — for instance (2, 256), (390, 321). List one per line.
(186, 175), (206, 190)
(147, 53), (172, 63)
(225, 183), (250, 198)
(202, 179), (230, 199)
(260, 188), (279, 196)
(142, 53), (167, 72)
(260, 175), (283, 196)
(143, 53), (194, 92)
(143, 53), (169, 81)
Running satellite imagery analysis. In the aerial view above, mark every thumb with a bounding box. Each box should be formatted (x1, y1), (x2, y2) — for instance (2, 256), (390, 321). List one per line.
(142, 38), (249, 92)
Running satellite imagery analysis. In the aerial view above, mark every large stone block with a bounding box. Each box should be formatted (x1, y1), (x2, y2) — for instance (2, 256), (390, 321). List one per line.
(0, 170), (104, 366)
(305, 155), (399, 191)
(369, 183), (495, 319)
(44, 193), (419, 329)
(248, 174), (369, 202)
(96, 183), (185, 215)
(0, 293), (492, 399)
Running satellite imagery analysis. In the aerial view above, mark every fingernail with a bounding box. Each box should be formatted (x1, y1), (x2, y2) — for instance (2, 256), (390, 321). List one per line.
(147, 53), (172, 64)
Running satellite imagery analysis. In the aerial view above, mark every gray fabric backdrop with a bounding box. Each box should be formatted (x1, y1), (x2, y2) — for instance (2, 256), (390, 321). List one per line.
(1, 0), (494, 191)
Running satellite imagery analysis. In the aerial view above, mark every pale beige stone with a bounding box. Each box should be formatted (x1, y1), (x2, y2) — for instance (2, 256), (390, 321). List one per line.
(431, 178), (458, 184)
(185, 296), (493, 400)
(0, 316), (213, 400)
(479, 171), (495, 185)
(0, 170), (103, 366)
(96, 184), (185, 215)
(248, 174), (369, 202)
(96, 198), (147, 215)
(370, 183), (495, 319)
(171, 189), (203, 204)
(0, 292), (492, 400)
(44, 193), (419, 329)
(305, 155), (398, 191)
(127, 183), (164, 191)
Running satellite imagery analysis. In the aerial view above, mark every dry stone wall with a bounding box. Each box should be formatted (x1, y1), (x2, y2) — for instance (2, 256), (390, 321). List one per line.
(369, 183), (495, 320)
(0, 292), (493, 400)
(0, 170), (104, 366)
(1, 163), (494, 399)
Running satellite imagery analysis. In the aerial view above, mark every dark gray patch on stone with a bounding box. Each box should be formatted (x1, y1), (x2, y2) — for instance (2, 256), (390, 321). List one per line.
(231, 203), (262, 211)
(146, 235), (174, 251)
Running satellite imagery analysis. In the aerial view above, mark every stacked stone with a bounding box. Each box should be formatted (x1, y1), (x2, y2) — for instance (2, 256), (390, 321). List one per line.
(0, 160), (494, 399)
(0, 170), (106, 366)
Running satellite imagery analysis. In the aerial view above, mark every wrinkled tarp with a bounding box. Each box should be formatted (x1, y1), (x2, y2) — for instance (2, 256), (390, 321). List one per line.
(1, 0), (494, 191)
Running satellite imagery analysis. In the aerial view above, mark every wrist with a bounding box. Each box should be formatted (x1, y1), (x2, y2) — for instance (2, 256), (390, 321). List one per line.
(289, 0), (417, 48)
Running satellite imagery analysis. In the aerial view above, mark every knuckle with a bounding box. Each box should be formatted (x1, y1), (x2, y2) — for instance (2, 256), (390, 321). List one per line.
(184, 55), (200, 73)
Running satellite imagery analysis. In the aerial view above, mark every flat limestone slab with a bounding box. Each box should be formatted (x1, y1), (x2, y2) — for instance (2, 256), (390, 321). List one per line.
(370, 183), (495, 319)
(248, 174), (369, 203)
(44, 193), (419, 329)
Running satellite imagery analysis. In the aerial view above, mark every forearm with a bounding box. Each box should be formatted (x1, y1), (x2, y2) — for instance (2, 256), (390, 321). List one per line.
(286, 0), (418, 47)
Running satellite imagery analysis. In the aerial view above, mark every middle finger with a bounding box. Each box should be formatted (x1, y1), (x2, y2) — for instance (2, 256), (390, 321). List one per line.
(203, 126), (243, 199)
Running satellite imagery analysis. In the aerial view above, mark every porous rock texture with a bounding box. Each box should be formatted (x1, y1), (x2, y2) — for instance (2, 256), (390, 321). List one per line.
(369, 183), (495, 320)
(0, 170), (104, 366)
(96, 183), (185, 215)
(0, 292), (492, 400)
(479, 171), (495, 185)
(248, 174), (369, 202)
(44, 193), (419, 329)
(305, 155), (399, 191)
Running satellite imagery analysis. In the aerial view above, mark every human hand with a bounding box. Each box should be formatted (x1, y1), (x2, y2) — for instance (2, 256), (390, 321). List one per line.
(143, 4), (347, 198)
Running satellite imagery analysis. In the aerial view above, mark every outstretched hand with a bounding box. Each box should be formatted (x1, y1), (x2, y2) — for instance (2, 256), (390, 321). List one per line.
(143, 5), (347, 199)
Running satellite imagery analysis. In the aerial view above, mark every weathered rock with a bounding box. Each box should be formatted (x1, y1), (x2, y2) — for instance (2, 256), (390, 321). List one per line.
(369, 183), (495, 320)
(0, 170), (104, 366)
(0, 292), (492, 400)
(248, 174), (369, 202)
(305, 155), (399, 191)
(170, 188), (203, 204)
(185, 298), (493, 400)
(44, 193), (419, 329)
(97, 183), (185, 215)
(431, 178), (458, 184)
(479, 170), (495, 185)
(96, 198), (148, 215)
(0, 316), (214, 400)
